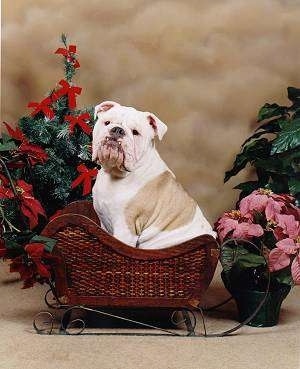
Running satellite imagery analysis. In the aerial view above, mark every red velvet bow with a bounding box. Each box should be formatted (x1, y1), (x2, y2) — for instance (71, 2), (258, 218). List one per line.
(64, 113), (92, 135)
(55, 45), (80, 68)
(52, 79), (82, 109)
(28, 97), (55, 119)
(71, 164), (98, 195)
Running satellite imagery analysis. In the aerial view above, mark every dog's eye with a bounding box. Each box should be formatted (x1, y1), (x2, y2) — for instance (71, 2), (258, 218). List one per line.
(132, 129), (139, 136)
(104, 121), (110, 126)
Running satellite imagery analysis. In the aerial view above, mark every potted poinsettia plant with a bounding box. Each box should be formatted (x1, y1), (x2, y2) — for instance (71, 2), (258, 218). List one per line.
(215, 188), (300, 327)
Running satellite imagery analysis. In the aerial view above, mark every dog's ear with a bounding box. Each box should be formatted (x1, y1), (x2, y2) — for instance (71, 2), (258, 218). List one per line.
(146, 113), (168, 141)
(94, 101), (120, 120)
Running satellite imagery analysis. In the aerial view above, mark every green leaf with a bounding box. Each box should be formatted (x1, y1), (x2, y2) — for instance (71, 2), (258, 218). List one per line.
(288, 177), (300, 195)
(242, 118), (286, 148)
(0, 141), (18, 151)
(61, 33), (67, 46)
(4, 239), (22, 250)
(225, 138), (271, 182)
(257, 103), (286, 122)
(30, 235), (57, 253)
(287, 87), (300, 103)
(224, 153), (249, 182)
(254, 157), (291, 175)
(220, 243), (265, 272)
(281, 150), (300, 171)
(0, 134), (17, 151)
(233, 181), (259, 194)
(271, 119), (300, 154)
(254, 118), (283, 133)
(273, 267), (293, 286)
(220, 244), (250, 272)
(1, 133), (12, 144)
(235, 253), (266, 269)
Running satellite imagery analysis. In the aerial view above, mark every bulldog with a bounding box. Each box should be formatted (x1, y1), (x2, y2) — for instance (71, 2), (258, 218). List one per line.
(92, 101), (215, 249)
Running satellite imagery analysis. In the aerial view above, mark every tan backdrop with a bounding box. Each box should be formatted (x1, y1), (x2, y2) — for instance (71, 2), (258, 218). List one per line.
(2, 0), (300, 223)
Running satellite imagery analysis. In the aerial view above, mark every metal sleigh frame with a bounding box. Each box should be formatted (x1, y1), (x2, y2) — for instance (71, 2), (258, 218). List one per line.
(33, 239), (271, 338)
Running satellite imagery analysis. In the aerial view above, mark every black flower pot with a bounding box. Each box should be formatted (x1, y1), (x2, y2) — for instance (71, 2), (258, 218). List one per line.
(221, 272), (291, 327)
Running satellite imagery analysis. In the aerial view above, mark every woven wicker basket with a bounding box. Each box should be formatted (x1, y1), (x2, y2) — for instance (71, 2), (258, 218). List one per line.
(42, 201), (219, 309)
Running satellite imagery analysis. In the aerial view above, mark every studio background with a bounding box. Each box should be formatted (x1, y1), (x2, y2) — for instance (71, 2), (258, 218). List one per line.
(2, 0), (300, 222)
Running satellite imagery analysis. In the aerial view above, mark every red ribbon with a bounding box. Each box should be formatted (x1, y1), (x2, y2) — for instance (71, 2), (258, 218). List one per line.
(55, 45), (80, 68)
(64, 113), (92, 135)
(28, 97), (55, 119)
(52, 79), (82, 109)
(71, 164), (98, 196)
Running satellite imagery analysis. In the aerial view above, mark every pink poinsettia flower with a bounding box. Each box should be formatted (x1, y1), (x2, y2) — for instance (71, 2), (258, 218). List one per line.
(269, 236), (300, 279)
(276, 238), (300, 254)
(285, 203), (300, 220)
(240, 188), (293, 220)
(268, 248), (291, 272)
(291, 255), (300, 285)
(215, 210), (264, 242)
(274, 214), (300, 240)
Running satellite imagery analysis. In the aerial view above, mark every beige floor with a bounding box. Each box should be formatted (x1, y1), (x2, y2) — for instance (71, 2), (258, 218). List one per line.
(0, 263), (299, 369)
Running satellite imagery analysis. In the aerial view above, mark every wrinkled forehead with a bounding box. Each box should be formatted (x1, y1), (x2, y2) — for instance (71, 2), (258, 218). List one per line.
(101, 106), (146, 127)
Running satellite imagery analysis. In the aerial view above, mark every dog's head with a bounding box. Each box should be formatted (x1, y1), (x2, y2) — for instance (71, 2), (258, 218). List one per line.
(92, 101), (167, 175)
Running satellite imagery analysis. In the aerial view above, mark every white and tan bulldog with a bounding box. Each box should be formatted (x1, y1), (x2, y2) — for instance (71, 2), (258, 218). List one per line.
(92, 101), (215, 249)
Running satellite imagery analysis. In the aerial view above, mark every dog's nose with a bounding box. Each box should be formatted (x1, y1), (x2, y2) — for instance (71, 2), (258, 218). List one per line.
(110, 126), (125, 138)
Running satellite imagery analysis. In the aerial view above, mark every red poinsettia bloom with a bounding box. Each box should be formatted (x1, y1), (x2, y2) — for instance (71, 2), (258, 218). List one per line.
(0, 178), (45, 228)
(9, 256), (36, 288)
(0, 174), (9, 186)
(0, 239), (7, 258)
(4, 122), (48, 166)
(3, 122), (25, 141)
(18, 142), (48, 165)
(0, 175), (15, 200)
(15, 180), (46, 229)
(0, 184), (14, 199)
(9, 243), (58, 289)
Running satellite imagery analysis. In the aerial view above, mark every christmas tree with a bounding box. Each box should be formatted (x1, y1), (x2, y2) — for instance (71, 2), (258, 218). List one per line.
(0, 34), (98, 287)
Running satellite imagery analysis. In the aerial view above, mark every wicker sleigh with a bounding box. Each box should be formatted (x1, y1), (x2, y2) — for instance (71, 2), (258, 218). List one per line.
(42, 200), (219, 310)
